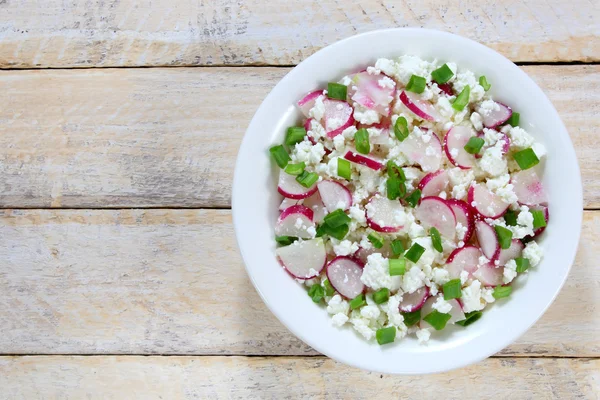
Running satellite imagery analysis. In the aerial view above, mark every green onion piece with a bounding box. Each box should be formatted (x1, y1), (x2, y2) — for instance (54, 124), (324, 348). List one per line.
(443, 279), (462, 300)
(432, 64), (454, 84)
(405, 243), (425, 263)
(391, 239), (405, 257)
(405, 189), (422, 208)
(393, 116), (410, 142)
(531, 210), (547, 229)
(493, 285), (513, 299)
(337, 158), (352, 180)
(275, 236), (297, 246)
(515, 257), (531, 273)
(269, 145), (290, 168)
(327, 82), (347, 101)
(389, 258), (406, 276)
(456, 311), (482, 327)
(376, 326), (396, 345)
(463, 136), (485, 154)
(429, 227), (443, 253)
(323, 279), (336, 296)
(354, 128), (370, 155)
(402, 310), (421, 327)
(295, 170), (319, 188)
(386, 160), (406, 181)
(386, 176), (406, 200)
(504, 209), (518, 226)
(284, 162), (306, 176)
(368, 232), (385, 249)
(506, 112), (520, 127)
(285, 126), (307, 146)
(349, 293), (366, 310)
(323, 209), (351, 228)
(308, 284), (325, 303)
(423, 310), (452, 331)
(513, 148), (540, 170)
(479, 76), (491, 91)
(316, 223), (349, 240)
(373, 288), (390, 304)
(406, 75), (427, 94)
(494, 225), (513, 250)
(452, 85), (470, 111)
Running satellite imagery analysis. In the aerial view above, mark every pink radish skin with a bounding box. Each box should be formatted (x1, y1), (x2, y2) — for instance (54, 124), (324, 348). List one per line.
(317, 180), (352, 211)
(279, 198), (300, 211)
(415, 196), (457, 239)
(420, 297), (465, 329)
(397, 129), (443, 172)
(366, 195), (405, 233)
(475, 220), (500, 261)
(474, 263), (504, 287)
(355, 242), (393, 264)
(302, 192), (327, 223)
(445, 199), (475, 242)
(276, 238), (327, 280)
(278, 170), (318, 200)
(344, 150), (384, 171)
(304, 118), (313, 134)
(326, 256), (365, 299)
(447, 299), (466, 324)
(511, 169), (548, 206)
(497, 239), (524, 266)
(275, 205), (315, 239)
(444, 126), (477, 169)
(351, 71), (396, 116)
(438, 83), (453, 96)
(323, 99), (355, 138)
(418, 170), (449, 197)
(479, 101), (512, 129)
(445, 246), (482, 279)
(399, 286), (430, 313)
(468, 184), (509, 219)
(399, 90), (441, 121)
(297, 90), (324, 118)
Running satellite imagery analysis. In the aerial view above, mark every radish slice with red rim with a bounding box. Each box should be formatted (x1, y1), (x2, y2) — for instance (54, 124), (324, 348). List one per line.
(497, 239), (524, 266)
(326, 256), (365, 299)
(468, 184), (509, 218)
(444, 126), (477, 169)
(478, 101), (512, 128)
(415, 196), (456, 239)
(275, 205), (315, 238)
(317, 180), (352, 211)
(511, 169), (548, 206)
(397, 128), (442, 172)
(302, 192), (327, 223)
(475, 220), (500, 261)
(297, 90), (324, 118)
(445, 245), (482, 279)
(445, 199), (475, 242)
(473, 263), (504, 287)
(304, 117), (313, 133)
(366, 195), (406, 233)
(344, 150), (384, 171)
(399, 286), (429, 312)
(399, 90), (441, 121)
(475, 130), (510, 159)
(323, 99), (355, 138)
(418, 170), (449, 197)
(278, 170), (318, 199)
(420, 297), (465, 328)
(446, 299), (466, 324)
(279, 198), (300, 211)
(350, 71), (396, 116)
(355, 242), (393, 264)
(276, 238), (327, 280)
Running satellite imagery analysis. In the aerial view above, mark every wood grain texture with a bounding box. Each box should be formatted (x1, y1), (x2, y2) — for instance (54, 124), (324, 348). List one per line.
(0, 0), (598, 68)
(1, 65), (598, 209)
(0, 356), (599, 399)
(0, 208), (598, 356)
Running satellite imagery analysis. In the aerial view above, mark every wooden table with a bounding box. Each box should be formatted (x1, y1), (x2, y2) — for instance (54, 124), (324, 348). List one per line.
(0, 1), (598, 398)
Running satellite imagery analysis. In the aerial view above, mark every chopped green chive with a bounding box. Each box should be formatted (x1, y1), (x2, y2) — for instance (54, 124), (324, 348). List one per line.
(405, 243), (426, 263)
(464, 136), (485, 154)
(269, 145), (290, 168)
(402, 310), (421, 327)
(285, 126), (307, 146)
(386, 176), (406, 200)
(393, 116), (410, 142)
(452, 85), (470, 111)
(494, 225), (513, 250)
(387, 160), (406, 181)
(443, 279), (462, 300)
(423, 310), (452, 331)
(432, 64), (454, 84)
(405, 189), (422, 208)
(327, 82), (347, 101)
(515, 257), (530, 273)
(354, 128), (370, 155)
(504, 209), (518, 226)
(513, 148), (540, 170)
(389, 258), (406, 276)
(429, 227), (443, 253)
(275, 236), (297, 246)
(456, 311), (482, 327)
(316, 222), (349, 240)
(373, 288), (390, 304)
(376, 326), (396, 345)
(323, 279), (336, 296)
(337, 158), (352, 180)
(391, 239), (405, 257)
(479, 76), (491, 91)
(284, 162), (306, 176)
(406, 75), (427, 94)
(349, 293), (366, 310)
(323, 209), (351, 228)
(308, 284), (325, 303)
(493, 285), (513, 299)
(506, 112), (520, 127)
(531, 210), (547, 229)
(295, 170), (319, 188)
(368, 231), (385, 249)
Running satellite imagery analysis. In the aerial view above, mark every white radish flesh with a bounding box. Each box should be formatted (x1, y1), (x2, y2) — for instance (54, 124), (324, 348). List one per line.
(511, 169), (548, 206)
(397, 128), (442, 172)
(279, 198), (300, 211)
(478, 101), (512, 128)
(475, 131), (510, 159)
(473, 263), (504, 287)
(366, 195), (406, 233)
(344, 150), (384, 171)
(399, 286), (429, 312)
(420, 297), (465, 329)
(399, 90), (441, 121)
(317, 180), (352, 211)
(278, 170), (318, 200)
(323, 99), (355, 138)
(415, 197), (456, 239)
(447, 299), (466, 324)
(418, 170), (449, 197)
(497, 239), (524, 266)
(276, 238), (327, 280)
(445, 199), (475, 242)
(443, 125), (477, 169)
(355, 241), (393, 264)
(302, 192), (327, 223)
(275, 205), (315, 239)
(297, 90), (324, 118)
(475, 220), (500, 261)
(351, 71), (396, 116)
(445, 246), (482, 279)
(468, 184), (509, 219)
(326, 256), (365, 299)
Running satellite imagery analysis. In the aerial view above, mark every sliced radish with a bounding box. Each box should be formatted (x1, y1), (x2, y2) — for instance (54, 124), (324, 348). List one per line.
(275, 205), (315, 239)
(297, 90), (324, 118)
(278, 170), (318, 200)
(279, 198), (300, 211)
(468, 184), (509, 219)
(420, 297), (465, 328)
(344, 150), (384, 171)
(530, 205), (549, 237)
(415, 197), (456, 239)
(437, 83), (453, 96)
(444, 126), (477, 169)
(350, 71), (396, 116)
(302, 192), (327, 223)
(475, 130), (510, 159)
(399, 90), (441, 121)
(445, 245), (482, 279)
(366, 195), (405, 233)
(355, 241), (393, 264)
(276, 238), (326, 280)
(323, 99), (355, 138)
(446, 299), (466, 324)
(445, 199), (475, 242)
(511, 169), (548, 206)
(418, 170), (449, 197)
(497, 239), (524, 266)
(473, 263), (504, 287)
(304, 117), (313, 133)
(478, 101), (512, 128)
(397, 129), (442, 172)
(399, 286), (429, 312)
(326, 256), (365, 299)
(475, 220), (500, 261)
(317, 180), (352, 211)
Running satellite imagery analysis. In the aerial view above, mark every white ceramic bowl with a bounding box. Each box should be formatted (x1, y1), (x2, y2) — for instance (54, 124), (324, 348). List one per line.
(232, 29), (582, 374)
